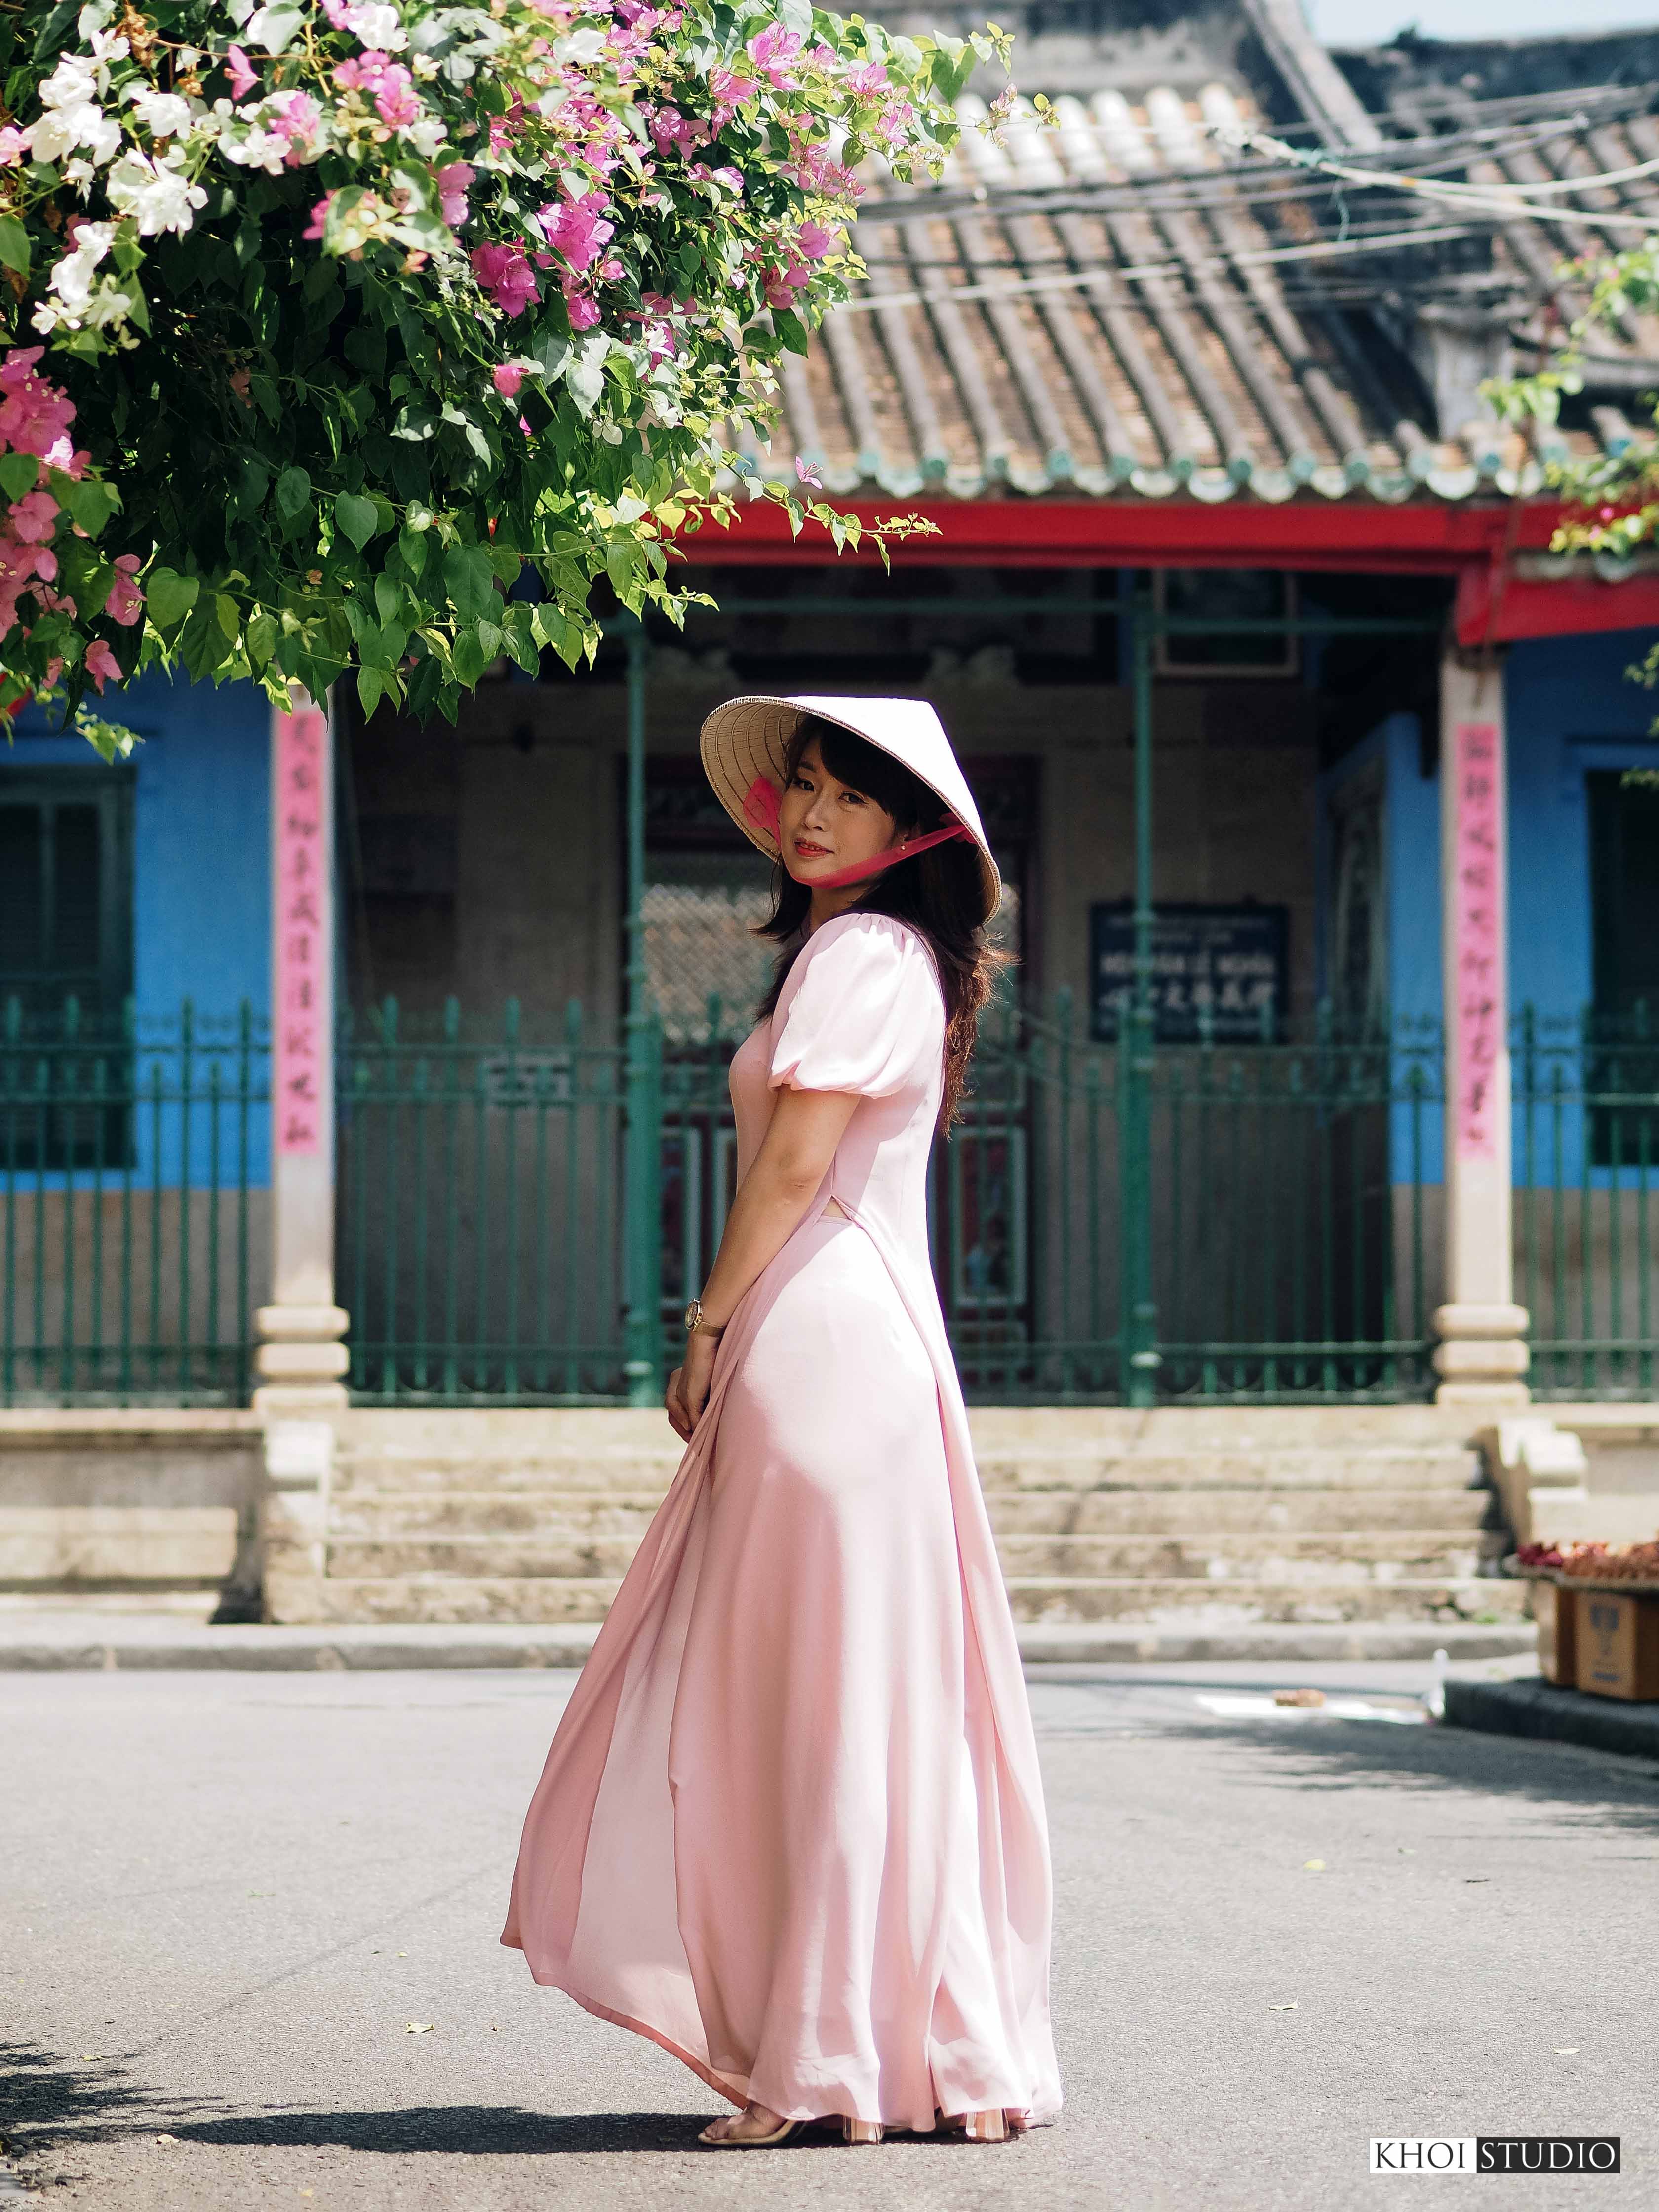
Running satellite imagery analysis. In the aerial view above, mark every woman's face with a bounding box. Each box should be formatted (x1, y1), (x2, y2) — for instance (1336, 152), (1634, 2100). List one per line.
(778, 737), (908, 886)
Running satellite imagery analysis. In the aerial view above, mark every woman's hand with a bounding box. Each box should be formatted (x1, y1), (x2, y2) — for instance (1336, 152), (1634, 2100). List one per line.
(665, 1329), (721, 1441)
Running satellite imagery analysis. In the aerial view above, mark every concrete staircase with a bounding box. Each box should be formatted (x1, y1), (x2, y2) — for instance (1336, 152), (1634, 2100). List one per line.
(300, 1407), (1532, 1655)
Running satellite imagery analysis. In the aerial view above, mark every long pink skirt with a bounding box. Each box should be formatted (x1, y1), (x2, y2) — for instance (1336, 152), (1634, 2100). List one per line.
(505, 1209), (1060, 2131)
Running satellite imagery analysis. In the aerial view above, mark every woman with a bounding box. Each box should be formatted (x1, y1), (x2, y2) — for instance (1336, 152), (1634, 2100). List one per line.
(502, 694), (1062, 2147)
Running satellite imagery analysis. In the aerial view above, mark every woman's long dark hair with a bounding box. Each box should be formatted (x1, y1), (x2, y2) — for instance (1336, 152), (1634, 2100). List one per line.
(753, 713), (1011, 1131)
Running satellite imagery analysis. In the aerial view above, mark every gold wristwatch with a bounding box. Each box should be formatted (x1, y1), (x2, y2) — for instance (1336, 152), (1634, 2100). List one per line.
(684, 1298), (724, 1338)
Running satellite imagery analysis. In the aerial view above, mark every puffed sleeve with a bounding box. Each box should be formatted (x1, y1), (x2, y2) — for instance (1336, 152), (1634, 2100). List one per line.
(768, 912), (943, 1099)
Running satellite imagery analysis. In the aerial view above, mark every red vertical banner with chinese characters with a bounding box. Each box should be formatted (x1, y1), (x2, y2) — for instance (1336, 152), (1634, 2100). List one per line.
(1451, 720), (1502, 1162)
(274, 703), (328, 1158)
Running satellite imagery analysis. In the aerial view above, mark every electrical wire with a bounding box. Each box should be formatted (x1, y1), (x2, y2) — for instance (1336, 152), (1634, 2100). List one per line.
(835, 220), (1480, 316)
(1216, 120), (1659, 232)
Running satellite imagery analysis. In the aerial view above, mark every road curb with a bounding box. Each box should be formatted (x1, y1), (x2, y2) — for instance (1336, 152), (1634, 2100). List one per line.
(0, 1617), (1536, 1671)
(1444, 1675), (1659, 1762)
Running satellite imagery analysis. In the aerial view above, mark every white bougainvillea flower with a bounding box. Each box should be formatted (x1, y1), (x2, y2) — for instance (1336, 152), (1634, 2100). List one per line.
(104, 149), (210, 237)
(126, 86), (194, 139)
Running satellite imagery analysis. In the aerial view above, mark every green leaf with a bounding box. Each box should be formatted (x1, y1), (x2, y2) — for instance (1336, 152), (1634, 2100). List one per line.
(335, 492), (378, 550)
(145, 567), (200, 631)
(215, 594), (240, 643)
(59, 477), (118, 537)
(374, 573), (404, 628)
(275, 466), (312, 522)
(772, 309), (809, 356)
(356, 666), (385, 720)
(443, 543), (496, 622)
(0, 452), (39, 503)
(0, 217), (28, 276)
(450, 624), (487, 687)
(246, 610), (277, 668)
(254, 3), (304, 50)
(397, 527), (429, 578)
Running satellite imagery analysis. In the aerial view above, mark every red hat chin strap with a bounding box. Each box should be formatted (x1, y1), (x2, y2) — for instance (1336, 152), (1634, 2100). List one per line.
(742, 775), (973, 889)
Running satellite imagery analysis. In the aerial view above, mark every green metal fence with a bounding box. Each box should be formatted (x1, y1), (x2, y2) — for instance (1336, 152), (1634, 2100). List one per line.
(331, 991), (1445, 1406)
(1516, 1008), (1659, 1400)
(0, 1000), (268, 1404)
(338, 999), (636, 1400)
(14, 993), (1659, 1407)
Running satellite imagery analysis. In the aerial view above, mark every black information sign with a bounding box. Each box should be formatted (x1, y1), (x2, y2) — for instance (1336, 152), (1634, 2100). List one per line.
(1090, 901), (1289, 1043)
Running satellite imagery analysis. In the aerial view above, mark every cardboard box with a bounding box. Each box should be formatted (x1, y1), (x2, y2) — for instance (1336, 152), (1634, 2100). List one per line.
(1539, 1580), (1576, 1685)
(1573, 1588), (1659, 1701)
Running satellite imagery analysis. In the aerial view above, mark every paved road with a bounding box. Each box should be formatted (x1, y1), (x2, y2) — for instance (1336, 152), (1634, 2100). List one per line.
(2, 1660), (1654, 2212)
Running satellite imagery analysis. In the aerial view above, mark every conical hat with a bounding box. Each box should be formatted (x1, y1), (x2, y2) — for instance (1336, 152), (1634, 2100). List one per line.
(698, 693), (1001, 923)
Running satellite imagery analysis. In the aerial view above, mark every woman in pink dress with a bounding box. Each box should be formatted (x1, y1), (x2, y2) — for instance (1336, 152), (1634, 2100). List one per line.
(503, 694), (1062, 2148)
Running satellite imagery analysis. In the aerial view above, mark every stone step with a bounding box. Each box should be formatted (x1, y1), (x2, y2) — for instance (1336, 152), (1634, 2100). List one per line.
(297, 1573), (1532, 1628)
(982, 1487), (1495, 1535)
(331, 1455), (682, 1496)
(330, 1446), (1485, 1497)
(995, 1532), (1503, 1579)
(0, 1506), (239, 1587)
(321, 1528), (1506, 1583)
(336, 1405), (1488, 1452)
(328, 1485), (1497, 1542)
(973, 1450), (1484, 1492)
(1004, 1578), (1532, 1625)
(328, 1492), (670, 1538)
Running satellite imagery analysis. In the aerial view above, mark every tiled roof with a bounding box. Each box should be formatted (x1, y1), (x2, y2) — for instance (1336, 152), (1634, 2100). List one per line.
(738, 71), (1659, 507)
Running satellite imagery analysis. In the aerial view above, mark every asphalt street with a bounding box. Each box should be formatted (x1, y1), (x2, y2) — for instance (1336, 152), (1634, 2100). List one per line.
(2, 1659), (1655, 2212)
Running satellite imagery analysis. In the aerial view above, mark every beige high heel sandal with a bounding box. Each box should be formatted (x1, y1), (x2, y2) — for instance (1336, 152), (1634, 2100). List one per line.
(698, 2110), (885, 2148)
(939, 2107), (1013, 2143)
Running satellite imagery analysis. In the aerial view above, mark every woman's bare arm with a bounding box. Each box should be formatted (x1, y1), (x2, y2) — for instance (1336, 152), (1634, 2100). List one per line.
(666, 1085), (860, 1438)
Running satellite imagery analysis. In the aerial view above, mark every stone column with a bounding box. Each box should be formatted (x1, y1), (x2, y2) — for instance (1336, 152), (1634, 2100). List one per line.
(1433, 650), (1530, 1404)
(255, 692), (348, 1624)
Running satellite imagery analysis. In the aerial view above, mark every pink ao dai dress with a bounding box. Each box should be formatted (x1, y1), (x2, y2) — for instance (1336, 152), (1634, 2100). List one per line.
(503, 909), (1062, 2133)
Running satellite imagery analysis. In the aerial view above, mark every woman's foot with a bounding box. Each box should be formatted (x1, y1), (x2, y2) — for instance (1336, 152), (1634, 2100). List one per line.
(698, 2102), (796, 2146)
(938, 2106), (1019, 2142)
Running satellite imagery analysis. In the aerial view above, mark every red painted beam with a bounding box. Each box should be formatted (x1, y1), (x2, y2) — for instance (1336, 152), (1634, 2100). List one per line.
(1456, 563), (1659, 646)
(673, 496), (1570, 572)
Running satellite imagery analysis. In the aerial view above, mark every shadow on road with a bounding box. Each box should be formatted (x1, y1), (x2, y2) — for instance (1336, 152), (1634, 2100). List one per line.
(1168, 1714), (1659, 1828)
(174, 2107), (972, 2154)
(0, 2042), (219, 2151)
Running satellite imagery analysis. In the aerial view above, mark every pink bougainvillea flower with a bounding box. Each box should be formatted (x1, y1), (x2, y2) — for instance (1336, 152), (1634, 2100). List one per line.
(538, 192), (614, 275)
(436, 159), (474, 229)
(103, 553), (143, 626)
(471, 242), (539, 317)
(302, 192), (336, 241)
(0, 124), (29, 166)
(224, 43), (259, 99)
(266, 90), (323, 160)
(561, 282), (601, 331)
(762, 258), (809, 308)
(708, 65), (757, 108)
(84, 638), (121, 691)
(844, 61), (890, 97)
(372, 65), (420, 129)
(7, 489), (59, 545)
(0, 350), (76, 460)
(647, 104), (700, 155)
(746, 24), (802, 86)
(794, 454), (824, 488)
(795, 220), (840, 260)
(492, 363), (524, 398)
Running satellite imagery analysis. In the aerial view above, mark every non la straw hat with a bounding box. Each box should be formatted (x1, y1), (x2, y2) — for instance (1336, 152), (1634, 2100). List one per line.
(699, 694), (1001, 924)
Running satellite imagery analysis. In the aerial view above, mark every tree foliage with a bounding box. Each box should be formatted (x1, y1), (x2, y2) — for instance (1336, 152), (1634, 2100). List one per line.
(0, 0), (1008, 746)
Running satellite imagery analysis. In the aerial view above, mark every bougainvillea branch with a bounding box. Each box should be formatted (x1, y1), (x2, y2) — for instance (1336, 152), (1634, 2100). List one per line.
(0, 0), (1009, 739)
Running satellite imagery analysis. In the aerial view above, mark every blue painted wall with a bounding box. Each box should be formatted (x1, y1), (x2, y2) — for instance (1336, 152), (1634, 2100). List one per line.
(7, 669), (269, 1024)
(5, 671), (270, 1185)
(1323, 627), (1659, 1188)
